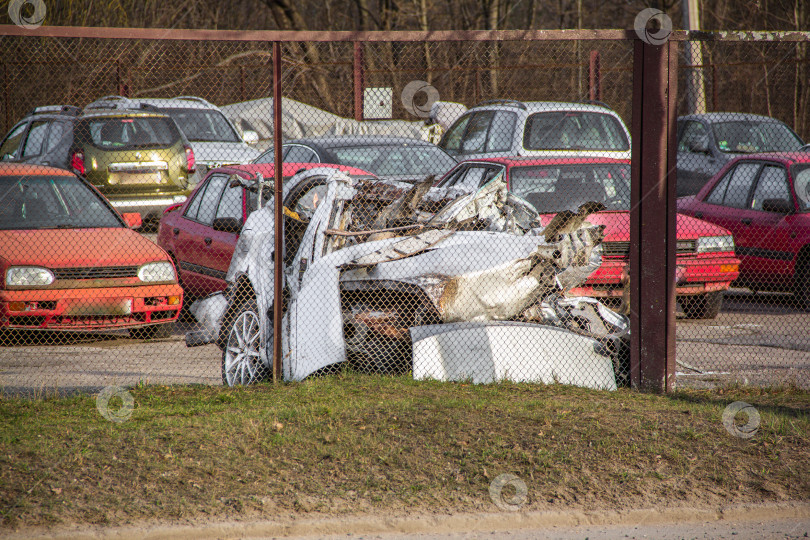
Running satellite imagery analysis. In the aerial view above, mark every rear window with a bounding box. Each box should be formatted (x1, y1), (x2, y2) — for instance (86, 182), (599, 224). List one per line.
(162, 108), (240, 143)
(510, 163), (631, 212)
(523, 111), (630, 151)
(76, 116), (181, 150)
(330, 145), (457, 177)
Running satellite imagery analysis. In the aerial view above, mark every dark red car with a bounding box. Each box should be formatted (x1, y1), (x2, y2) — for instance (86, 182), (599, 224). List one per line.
(157, 162), (372, 299)
(678, 152), (810, 310)
(438, 157), (741, 318)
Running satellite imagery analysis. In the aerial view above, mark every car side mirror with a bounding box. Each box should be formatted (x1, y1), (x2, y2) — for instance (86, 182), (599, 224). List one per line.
(212, 216), (243, 233)
(122, 212), (142, 229)
(243, 130), (259, 145)
(801, 143), (810, 152)
(687, 136), (709, 154)
(762, 199), (794, 214)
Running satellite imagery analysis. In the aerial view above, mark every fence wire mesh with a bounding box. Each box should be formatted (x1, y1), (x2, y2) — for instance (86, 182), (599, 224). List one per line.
(0, 31), (807, 396)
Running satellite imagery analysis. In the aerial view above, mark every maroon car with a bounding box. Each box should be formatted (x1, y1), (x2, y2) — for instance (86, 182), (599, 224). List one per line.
(157, 162), (372, 299)
(678, 152), (810, 310)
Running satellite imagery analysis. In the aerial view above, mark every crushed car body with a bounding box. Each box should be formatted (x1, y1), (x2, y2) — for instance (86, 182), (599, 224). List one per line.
(188, 166), (629, 390)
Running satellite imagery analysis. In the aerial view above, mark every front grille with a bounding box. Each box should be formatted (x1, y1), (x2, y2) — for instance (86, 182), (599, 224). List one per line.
(602, 240), (696, 258)
(52, 266), (139, 280)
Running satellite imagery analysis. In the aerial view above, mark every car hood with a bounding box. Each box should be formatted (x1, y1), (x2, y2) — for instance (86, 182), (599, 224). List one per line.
(190, 141), (259, 165)
(0, 228), (170, 268)
(538, 211), (732, 241)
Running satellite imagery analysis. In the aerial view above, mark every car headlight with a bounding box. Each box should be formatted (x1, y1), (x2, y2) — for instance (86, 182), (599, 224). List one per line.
(138, 262), (176, 283)
(696, 235), (735, 253)
(6, 266), (55, 287)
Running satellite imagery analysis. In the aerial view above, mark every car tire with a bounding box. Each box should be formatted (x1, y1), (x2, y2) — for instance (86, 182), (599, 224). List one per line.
(221, 298), (268, 386)
(680, 291), (724, 319)
(129, 323), (173, 340)
(793, 258), (810, 312)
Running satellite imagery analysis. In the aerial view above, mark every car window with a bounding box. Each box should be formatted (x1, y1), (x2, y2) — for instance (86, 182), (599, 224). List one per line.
(453, 165), (501, 191)
(487, 111), (517, 152)
(184, 181), (208, 220)
(723, 163), (761, 209)
(678, 121), (708, 153)
(285, 145), (319, 163)
(293, 184), (329, 220)
(440, 115), (471, 154)
(712, 121), (803, 153)
(254, 146), (275, 164)
(706, 169), (732, 205)
(461, 112), (493, 154)
(162, 108), (240, 143)
(751, 165), (790, 211)
(790, 164), (810, 212)
(523, 111), (629, 151)
(46, 121), (69, 153)
(197, 175), (227, 225)
(330, 144), (456, 177)
(1, 123), (27, 160)
(76, 116), (181, 149)
(21, 122), (49, 157)
(510, 163), (631, 212)
(216, 183), (243, 221)
(0, 174), (121, 229)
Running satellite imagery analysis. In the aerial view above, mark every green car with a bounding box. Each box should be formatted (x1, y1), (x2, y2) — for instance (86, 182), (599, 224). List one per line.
(70, 110), (196, 221)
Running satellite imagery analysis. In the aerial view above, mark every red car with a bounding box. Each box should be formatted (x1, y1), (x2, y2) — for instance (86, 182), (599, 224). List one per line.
(678, 152), (810, 310)
(157, 162), (373, 299)
(0, 164), (182, 338)
(438, 157), (741, 318)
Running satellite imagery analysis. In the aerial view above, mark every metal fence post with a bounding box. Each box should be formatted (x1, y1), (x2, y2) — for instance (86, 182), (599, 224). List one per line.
(353, 42), (364, 122)
(629, 39), (678, 393)
(272, 40), (283, 383)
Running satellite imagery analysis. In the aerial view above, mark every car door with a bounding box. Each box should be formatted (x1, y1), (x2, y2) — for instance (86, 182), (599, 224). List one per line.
(693, 162), (762, 281)
(677, 119), (716, 196)
(172, 174), (240, 296)
(742, 163), (796, 285)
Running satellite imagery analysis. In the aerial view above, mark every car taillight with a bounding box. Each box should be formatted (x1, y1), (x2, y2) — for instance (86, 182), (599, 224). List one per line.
(185, 145), (196, 173)
(70, 151), (85, 176)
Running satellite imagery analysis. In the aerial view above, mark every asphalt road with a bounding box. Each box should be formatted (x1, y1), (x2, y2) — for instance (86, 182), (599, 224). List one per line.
(1, 287), (807, 395)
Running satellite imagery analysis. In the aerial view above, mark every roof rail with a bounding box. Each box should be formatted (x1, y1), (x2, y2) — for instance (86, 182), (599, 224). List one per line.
(577, 99), (612, 110)
(29, 105), (82, 116)
(471, 99), (527, 110)
(173, 96), (214, 106)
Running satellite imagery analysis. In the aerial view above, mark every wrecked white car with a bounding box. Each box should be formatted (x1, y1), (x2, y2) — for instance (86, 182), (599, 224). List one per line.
(188, 167), (629, 390)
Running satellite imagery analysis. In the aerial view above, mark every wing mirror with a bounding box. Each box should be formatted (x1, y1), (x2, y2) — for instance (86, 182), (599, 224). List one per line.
(243, 130), (260, 145)
(800, 143), (810, 152)
(121, 212), (142, 229)
(761, 198), (794, 214)
(212, 216), (243, 233)
(687, 136), (709, 154)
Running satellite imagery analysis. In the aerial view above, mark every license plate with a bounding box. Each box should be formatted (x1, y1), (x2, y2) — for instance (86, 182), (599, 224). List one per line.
(65, 299), (133, 316)
(111, 171), (163, 185)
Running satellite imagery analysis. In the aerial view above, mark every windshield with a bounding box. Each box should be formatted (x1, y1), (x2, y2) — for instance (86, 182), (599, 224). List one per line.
(712, 121), (804, 153)
(0, 175), (123, 229)
(163, 108), (241, 143)
(523, 111), (630, 151)
(78, 116), (181, 150)
(330, 144), (457, 178)
(509, 163), (631, 213)
(791, 164), (810, 212)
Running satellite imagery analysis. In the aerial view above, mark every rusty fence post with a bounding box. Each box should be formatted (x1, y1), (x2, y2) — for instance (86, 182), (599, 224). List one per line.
(629, 39), (679, 393)
(589, 50), (601, 101)
(353, 41), (364, 122)
(272, 41), (283, 383)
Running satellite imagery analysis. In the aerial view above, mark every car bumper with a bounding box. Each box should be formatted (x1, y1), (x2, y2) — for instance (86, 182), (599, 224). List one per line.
(570, 255), (741, 298)
(108, 195), (190, 221)
(0, 284), (183, 331)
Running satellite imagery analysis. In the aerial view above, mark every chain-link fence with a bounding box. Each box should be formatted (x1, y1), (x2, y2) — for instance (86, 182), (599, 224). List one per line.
(0, 27), (807, 396)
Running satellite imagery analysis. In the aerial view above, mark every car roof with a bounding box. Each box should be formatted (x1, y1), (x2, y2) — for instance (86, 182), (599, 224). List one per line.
(458, 156), (631, 167)
(288, 135), (439, 149)
(78, 110), (171, 119)
(726, 152), (810, 165)
(469, 101), (617, 115)
(117, 98), (218, 110)
(0, 163), (76, 176)
(678, 112), (787, 124)
(208, 162), (375, 178)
